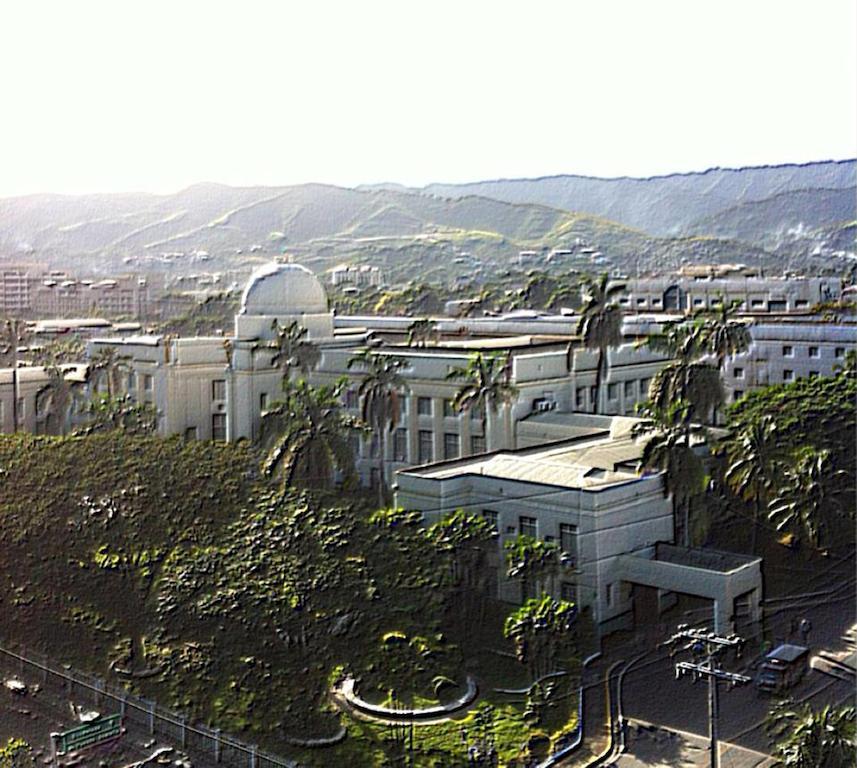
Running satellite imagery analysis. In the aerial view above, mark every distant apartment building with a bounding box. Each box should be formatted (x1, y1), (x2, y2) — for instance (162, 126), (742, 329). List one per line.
(616, 275), (841, 313)
(328, 264), (385, 288)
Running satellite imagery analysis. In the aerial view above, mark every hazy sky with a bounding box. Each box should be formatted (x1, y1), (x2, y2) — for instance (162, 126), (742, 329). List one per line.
(1, 1), (855, 196)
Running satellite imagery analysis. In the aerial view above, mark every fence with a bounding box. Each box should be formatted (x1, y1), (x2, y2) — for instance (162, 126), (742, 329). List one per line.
(0, 640), (297, 768)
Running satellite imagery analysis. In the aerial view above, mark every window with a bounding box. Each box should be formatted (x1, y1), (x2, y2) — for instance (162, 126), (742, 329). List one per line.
(471, 434), (486, 454)
(560, 582), (576, 602)
(640, 378), (652, 396)
(260, 393), (268, 412)
(559, 523), (577, 564)
(369, 434), (380, 458)
(693, 298), (704, 306)
(418, 430), (433, 463)
(576, 387), (586, 409)
(651, 298), (662, 306)
(783, 369), (794, 382)
(782, 345), (793, 357)
(127, 371), (136, 391)
(443, 432), (459, 460)
(211, 379), (226, 401)
(619, 297), (630, 305)
(469, 404), (484, 421)
(607, 383), (619, 400)
(733, 390), (744, 401)
(589, 386), (597, 406)
(733, 367), (744, 379)
(624, 381), (635, 398)
(345, 388), (359, 409)
(751, 299), (765, 308)
(184, 426), (198, 440)
(393, 428), (408, 462)
(16, 398), (24, 420)
(835, 347), (846, 359)
(443, 399), (456, 418)
(417, 396), (432, 416)
(519, 516), (537, 538)
(808, 346), (820, 358)
(482, 509), (499, 533)
(795, 300), (809, 309)
(636, 298), (646, 306)
(142, 373), (153, 392)
(211, 413), (226, 441)
(606, 583), (614, 608)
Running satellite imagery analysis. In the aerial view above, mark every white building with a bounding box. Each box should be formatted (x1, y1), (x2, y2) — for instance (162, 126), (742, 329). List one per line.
(329, 264), (385, 288)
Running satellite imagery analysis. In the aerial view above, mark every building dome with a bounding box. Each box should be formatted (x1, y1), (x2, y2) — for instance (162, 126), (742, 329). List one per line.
(239, 262), (328, 316)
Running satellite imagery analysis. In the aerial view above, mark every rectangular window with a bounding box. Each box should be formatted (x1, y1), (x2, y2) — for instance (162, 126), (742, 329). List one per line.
(211, 379), (226, 401)
(418, 430), (433, 463)
(795, 300), (809, 309)
(693, 298), (704, 306)
(606, 583), (614, 608)
(127, 371), (136, 391)
(624, 381), (635, 398)
(835, 347), (846, 358)
(783, 369), (794, 382)
(417, 396), (432, 416)
(560, 582), (576, 602)
(607, 383), (619, 400)
(345, 388), (359, 409)
(369, 434), (380, 458)
(260, 392), (268, 412)
(211, 413), (226, 441)
(142, 373), (153, 392)
(443, 432), (459, 460)
(751, 299), (765, 308)
(640, 378), (651, 397)
(733, 390), (744, 401)
(808, 346), (820, 358)
(184, 426), (198, 440)
(733, 367), (744, 379)
(519, 516), (537, 538)
(636, 298), (646, 306)
(576, 387), (586, 409)
(482, 509), (499, 533)
(470, 403), (484, 421)
(471, 434), (486, 454)
(782, 345), (793, 357)
(393, 428), (408, 462)
(559, 523), (577, 565)
(443, 399), (456, 418)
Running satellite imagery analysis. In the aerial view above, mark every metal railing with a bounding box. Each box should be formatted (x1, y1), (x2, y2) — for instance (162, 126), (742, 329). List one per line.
(0, 640), (297, 768)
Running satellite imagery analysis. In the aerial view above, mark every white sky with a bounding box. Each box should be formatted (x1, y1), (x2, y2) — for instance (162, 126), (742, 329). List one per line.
(0, 0), (854, 196)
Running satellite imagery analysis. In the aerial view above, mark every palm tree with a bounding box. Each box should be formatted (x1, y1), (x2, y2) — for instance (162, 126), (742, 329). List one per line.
(768, 702), (856, 767)
(347, 348), (409, 502)
(261, 377), (364, 489)
(264, 320), (320, 382)
(447, 351), (518, 451)
(576, 273), (625, 414)
(635, 402), (707, 547)
(768, 448), (850, 551)
(0, 319), (30, 432)
(722, 415), (781, 553)
(87, 346), (131, 399)
(699, 300), (751, 372)
(35, 365), (86, 436)
(406, 318), (438, 348)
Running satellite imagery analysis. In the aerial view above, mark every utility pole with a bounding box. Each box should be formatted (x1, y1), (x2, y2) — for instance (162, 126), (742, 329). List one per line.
(668, 625), (751, 768)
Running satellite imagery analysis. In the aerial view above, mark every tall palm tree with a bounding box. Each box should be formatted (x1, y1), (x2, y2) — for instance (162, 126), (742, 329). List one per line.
(447, 351), (518, 451)
(699, 300), (752, 372)
(347, 348), (409, 502)
(576, 274), (624, 414)
(635, 402), (707, 547)
(87, 346), (131, 399)
(35, 365), (86, 436)
(260, 377), (363, 489)
(768, 702), (856, 768)
(768, 448), (850, 551)
(406, 318), (438, 348)
(722, 415), (781, 553)
(0, 319), (30, 432)
(264, 320), (320, 383)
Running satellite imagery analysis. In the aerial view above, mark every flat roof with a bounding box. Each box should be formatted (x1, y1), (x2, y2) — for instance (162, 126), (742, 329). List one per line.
(655, 543), (758, 572)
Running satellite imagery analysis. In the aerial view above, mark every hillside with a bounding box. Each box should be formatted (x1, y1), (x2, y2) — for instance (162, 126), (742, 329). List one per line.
(392, 160), (857, 237)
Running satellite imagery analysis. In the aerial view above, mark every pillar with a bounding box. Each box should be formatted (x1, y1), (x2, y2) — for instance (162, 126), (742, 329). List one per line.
(713, 598), (733, 635)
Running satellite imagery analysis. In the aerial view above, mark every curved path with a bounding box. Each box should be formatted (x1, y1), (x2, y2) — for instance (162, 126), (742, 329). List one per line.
(332, 675), (479, 724)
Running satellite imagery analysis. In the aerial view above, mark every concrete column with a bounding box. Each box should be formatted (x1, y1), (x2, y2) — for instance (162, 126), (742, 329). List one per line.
(214, 728), (222, 763)
(713, 598), (733, 635)
(747, 588), (762, 625)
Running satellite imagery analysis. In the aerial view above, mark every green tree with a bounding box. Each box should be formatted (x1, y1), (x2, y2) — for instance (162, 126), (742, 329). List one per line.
(768, 448), (851, 551)
(87, 345), (130, 399)
(505, 535), (562, 602)
(447, 351), (518, 451)
(35, 365), (86, 436)
(76, 393), (159, 436)
(406, 318), (439, 347)
(0, 739), (34, 768)
(576, 273), (624, 414)
(265, 319), (320, 382)
(698, 300), (751, 373)
(768, 702), (856, 768)
(348, 349), (409, 502)
(261, 378), (363, 489)
(721, 415), (781, 554)
(635, 402), (707, 547)
(503, 596), (577, 681)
